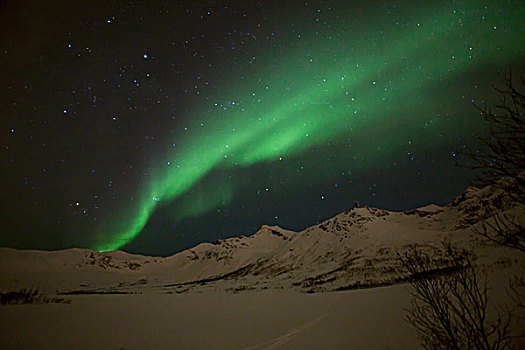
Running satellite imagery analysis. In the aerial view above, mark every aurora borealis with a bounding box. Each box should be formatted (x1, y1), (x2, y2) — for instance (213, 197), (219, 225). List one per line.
(2, 1), (524, 255)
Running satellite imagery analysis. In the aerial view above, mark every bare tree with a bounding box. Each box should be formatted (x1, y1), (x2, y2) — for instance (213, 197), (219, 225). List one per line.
(400, 243), (513, 350)
(460, 70), (525, 252)
(465, 70), (525, 194)
(401, 72), (524, 349)
(464, 70), (525, 321)
(474, 206), (525, 254)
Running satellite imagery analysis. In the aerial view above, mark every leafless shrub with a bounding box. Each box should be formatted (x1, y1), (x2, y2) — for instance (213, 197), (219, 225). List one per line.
(464, 71), (525, 194)
(460, 70), (525, 252)
(473, 206), (525, 254)
(399, 243), (513, 350)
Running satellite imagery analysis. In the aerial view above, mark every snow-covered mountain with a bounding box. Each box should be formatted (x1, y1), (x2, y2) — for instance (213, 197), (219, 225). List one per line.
(1, 178), (523, 294)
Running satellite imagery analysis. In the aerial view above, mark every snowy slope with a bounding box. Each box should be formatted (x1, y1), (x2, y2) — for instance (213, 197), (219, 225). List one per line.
(0, 247), (161, 293)
(1, 178), (523, 294)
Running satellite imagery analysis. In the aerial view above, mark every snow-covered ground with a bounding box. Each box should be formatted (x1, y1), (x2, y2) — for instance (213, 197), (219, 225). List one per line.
(0, 179), (523, 349)
(0, 286), (417, 350)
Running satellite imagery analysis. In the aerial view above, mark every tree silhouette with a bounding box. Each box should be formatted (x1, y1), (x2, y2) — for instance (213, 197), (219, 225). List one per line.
(462, 71), (525, 252)
(401, 71), (525, 349)
(400, 243), (513, 350)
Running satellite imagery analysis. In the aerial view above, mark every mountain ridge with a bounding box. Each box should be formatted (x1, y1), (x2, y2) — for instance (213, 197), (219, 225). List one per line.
(1, 178), (523, 294)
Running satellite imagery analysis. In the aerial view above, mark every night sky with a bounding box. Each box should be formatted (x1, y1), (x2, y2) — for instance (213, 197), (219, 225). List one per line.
(1, 1), (524, 256)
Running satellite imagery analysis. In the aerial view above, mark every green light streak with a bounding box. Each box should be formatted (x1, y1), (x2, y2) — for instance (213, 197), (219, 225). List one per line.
(97, 1), (525, 251)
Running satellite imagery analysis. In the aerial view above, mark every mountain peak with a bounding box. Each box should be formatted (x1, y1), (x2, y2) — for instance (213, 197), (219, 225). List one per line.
(259, 224), (284, 231)
(255, 225), (293, 240)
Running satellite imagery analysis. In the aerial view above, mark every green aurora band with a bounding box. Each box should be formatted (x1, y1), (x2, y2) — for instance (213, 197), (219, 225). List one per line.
(94, 1), (524, 251)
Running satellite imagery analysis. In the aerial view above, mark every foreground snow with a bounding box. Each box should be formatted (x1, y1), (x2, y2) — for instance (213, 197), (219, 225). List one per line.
(0, 286), (418, 350)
